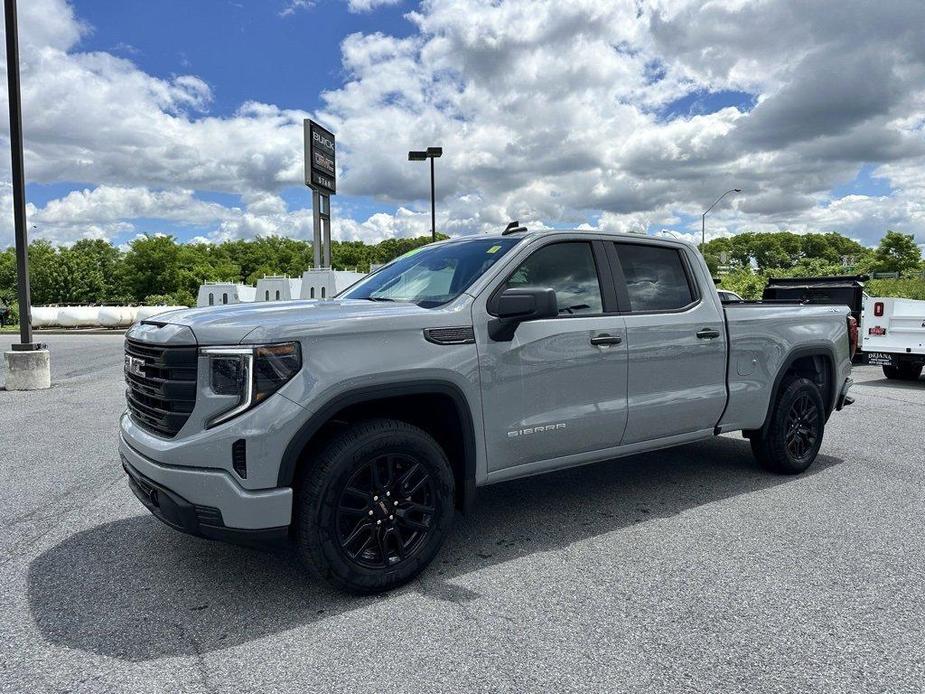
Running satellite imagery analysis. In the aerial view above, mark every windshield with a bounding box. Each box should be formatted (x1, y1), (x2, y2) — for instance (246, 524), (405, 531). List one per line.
(341, 237), (521, 307)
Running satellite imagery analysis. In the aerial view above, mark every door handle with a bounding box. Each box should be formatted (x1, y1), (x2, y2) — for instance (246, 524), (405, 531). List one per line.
(696, 328), (721, 340)
(590, 334), (623, 346)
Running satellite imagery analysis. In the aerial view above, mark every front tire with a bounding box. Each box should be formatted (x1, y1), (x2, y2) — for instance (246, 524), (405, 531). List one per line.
(751, 377), (825, 475)
(295, 418), (455, 594)
(883, 364), (923, 381)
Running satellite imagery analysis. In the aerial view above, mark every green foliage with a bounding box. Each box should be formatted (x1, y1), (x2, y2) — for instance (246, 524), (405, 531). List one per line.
(703, 230), (872, 272)
(715, 268), (769, 300)
(143, 290), (197, 307)
(3, 229), (919, 308)
(0, 233), (445, 306)
(705, 229), (924, 301)
(870, 230), (922, 275)
(867, 278), (925, 301)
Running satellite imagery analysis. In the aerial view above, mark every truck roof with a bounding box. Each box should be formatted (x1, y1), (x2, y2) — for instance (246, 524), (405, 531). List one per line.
(454, 226), (696, 248)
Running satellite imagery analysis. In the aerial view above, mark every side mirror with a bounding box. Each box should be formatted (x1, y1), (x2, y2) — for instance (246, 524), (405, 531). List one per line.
(489, 288), (558, 341)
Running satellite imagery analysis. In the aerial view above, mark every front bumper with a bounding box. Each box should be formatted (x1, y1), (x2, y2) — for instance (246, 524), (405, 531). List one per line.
(120, 434), (292, 541)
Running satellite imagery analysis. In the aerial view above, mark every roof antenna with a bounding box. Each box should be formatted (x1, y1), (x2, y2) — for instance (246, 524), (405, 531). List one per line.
(502, 220), (528, 235)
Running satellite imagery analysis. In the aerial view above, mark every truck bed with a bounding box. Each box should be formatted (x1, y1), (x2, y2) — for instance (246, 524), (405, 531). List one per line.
(717, 303), (852, 433)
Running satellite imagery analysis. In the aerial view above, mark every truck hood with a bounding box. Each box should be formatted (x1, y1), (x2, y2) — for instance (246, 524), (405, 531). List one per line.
(138, 299), (444, 345)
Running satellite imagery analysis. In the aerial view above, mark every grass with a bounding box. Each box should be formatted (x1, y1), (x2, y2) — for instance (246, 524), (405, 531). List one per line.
(1, 325), (22, 333)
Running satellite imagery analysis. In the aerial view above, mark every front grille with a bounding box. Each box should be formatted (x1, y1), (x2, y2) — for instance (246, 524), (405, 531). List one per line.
(125, 338), (198, 438)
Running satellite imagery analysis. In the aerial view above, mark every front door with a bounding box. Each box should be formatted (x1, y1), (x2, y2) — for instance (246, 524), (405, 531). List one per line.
(474, 240), (629, 473)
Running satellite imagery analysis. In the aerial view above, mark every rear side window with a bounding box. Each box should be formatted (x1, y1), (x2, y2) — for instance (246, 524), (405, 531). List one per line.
(502, 241), (603, 315)
(615, 244), (695, 312)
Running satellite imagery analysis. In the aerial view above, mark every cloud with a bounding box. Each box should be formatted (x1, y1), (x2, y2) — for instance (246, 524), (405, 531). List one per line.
(2, 0), (309, 196)
(2, 0), (925, 252)
(346, 0), (402, 13)
(14, 184), (425, 247)
(279, 0), (315, 18)
(316, 0), (925, 245)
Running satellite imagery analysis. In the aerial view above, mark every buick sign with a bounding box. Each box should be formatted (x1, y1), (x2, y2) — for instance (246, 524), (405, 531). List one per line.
(304, 119), (336, 194)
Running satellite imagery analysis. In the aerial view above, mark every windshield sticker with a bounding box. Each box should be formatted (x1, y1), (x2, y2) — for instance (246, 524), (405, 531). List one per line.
(486, 245), (501, 254)
(399, 246), (426, 259)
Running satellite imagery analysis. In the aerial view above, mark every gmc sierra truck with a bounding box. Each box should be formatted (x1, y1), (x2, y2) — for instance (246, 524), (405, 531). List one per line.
(120, 229), (856, 593)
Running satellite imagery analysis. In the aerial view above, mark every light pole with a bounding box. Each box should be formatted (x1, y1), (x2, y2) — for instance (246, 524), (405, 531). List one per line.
(408, 146), (442, 242)
(3, 0), (50, 390)
(701, 188), (741, 248)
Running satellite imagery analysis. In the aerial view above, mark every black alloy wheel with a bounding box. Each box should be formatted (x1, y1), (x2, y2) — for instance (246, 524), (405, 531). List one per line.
(751, 376), (826, 475)
(296, 418), (455, 594)
(784, 393), (819, 464)
(335, 454), (436, 569)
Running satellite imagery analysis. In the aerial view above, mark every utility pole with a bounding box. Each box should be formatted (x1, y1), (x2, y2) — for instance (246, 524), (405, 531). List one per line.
(3, 0), (51, 389)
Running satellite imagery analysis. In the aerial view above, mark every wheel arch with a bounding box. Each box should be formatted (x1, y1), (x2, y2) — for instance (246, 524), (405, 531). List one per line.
(753, 344), (838, 436)
(278, 381), (478, 512)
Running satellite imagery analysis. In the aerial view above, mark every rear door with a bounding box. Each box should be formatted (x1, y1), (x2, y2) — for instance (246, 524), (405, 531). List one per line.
(607, 241), (727, 444)
(475, 239), (629, 472)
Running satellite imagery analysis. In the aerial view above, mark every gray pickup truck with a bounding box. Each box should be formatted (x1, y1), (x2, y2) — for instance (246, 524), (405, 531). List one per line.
(120, 229), (856, 593)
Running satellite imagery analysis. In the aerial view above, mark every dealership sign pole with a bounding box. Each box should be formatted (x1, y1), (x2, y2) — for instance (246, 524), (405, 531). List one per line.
(3, 0), (50, 389)
(304, 119), (336, 269)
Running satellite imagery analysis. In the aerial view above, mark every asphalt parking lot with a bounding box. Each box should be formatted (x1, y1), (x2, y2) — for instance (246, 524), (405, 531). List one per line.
(2, 334), (924, 693)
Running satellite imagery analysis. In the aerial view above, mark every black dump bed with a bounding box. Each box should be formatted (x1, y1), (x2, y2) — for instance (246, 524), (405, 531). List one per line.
(762, 275), (867, 324)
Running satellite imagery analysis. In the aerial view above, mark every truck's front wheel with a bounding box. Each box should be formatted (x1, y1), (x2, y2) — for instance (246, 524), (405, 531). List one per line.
(751, 377), (825, 475)
(295, 418), (455, 594)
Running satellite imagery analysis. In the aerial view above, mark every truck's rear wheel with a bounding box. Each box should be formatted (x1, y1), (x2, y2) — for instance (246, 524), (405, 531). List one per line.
(751, 377), (825, 475)
(295, 418), (454, 594)
(883, 364), (923, 381)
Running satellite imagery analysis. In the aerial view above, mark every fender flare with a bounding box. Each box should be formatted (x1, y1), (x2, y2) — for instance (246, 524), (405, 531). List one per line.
(757, 343), (839, 434)
(277, 381), (478, 510)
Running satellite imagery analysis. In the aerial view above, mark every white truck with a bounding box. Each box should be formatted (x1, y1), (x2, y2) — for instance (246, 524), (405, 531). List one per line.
(861, 295), (925, 381)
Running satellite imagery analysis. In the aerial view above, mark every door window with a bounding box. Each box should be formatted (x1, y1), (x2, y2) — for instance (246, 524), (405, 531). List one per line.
(502, 242), (603, 315)
(615, 244), (695, 312)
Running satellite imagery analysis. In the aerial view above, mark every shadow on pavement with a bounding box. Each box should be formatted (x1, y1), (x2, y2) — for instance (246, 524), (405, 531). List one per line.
(28, 436), (841, 661)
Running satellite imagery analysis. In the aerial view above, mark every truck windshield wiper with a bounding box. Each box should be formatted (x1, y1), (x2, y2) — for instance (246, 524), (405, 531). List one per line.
(364, 296), (397, 302)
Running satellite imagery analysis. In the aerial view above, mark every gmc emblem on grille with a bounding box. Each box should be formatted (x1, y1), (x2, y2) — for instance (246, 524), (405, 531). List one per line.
(125, 356), (146, 378)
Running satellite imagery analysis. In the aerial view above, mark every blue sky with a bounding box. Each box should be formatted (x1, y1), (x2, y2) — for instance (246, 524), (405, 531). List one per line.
(23, 0), (412, 241)
(74, 0), (413, 117)
(5, 0), (924, 251)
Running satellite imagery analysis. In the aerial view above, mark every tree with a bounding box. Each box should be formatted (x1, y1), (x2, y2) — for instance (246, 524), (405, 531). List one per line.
(27, 240), (69, 305)
(121, 235), (183, 302)
(0, 247), (16, 304)
(871, 230), (922, 275)
(61, 239), (123, 303)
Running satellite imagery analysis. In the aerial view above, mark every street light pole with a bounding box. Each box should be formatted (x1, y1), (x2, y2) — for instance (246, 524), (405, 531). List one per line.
(408, 146), (443, 242)
(4, 0), (35, 348)
(3, 0), (49, 391)
(430, 155), (436, 243)
(701, 188), (741, 249)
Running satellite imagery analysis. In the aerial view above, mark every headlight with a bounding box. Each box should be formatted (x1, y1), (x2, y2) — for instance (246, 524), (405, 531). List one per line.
(201, 342), (301, 427)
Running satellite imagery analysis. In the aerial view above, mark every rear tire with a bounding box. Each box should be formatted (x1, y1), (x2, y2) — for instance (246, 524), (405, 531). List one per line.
(883, 364), (923, 381)
(295, 418), (455, 594)
(751, 377), (825, 475)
